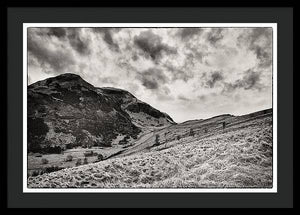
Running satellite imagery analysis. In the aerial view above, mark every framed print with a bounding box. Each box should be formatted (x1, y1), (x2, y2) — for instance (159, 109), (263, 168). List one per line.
(6, 6), (293, 208)
(23, 23), (277, 193)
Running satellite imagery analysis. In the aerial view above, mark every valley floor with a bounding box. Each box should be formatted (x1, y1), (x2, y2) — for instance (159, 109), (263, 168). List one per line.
(27, 111), (273, 188)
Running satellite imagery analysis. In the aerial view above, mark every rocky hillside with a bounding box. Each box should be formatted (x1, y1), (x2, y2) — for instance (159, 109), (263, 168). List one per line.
(27, 73), (175, 153)
(28, 108), (273, 188)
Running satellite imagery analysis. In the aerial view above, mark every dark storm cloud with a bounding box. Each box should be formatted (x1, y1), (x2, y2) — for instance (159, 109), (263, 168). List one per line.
(236, 70), (261, 90)
(137, 68), (168, 90)
(28, 31), (75, 73)
(133, 30), (177, 62)
(239, 28), (272, 68)
(206, 29), (224, 46)
(177, 28), (203, 40)
(33, 28), (91, 55)
(224, 69), (263, 92)
(93, 28), (120, 51)
(253, 46), (271, 68)
(47, 28), (67, 38)
(206, 71), (224, 88)
(141, 78), (158, 90)
(251, 28), (272, 68)
(67, 28), (90, 55)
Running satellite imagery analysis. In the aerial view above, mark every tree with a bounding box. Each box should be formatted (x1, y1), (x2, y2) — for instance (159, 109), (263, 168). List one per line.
(75, 158), (82, 166)
(84, 150), (94, 157)
(83, 157), (88, 164)
(41, 158), (49, 164)
(65, 155), (73, 162)
(222, 122), (226, 129)
(97, 154), (104, 161)
(154, 134), (160, 146)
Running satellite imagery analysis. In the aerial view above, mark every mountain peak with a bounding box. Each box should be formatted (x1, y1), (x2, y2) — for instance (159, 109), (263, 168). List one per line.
(48, 73), (90, 86)
(28, 73), (95, 91)
(54, 73), (83, 80)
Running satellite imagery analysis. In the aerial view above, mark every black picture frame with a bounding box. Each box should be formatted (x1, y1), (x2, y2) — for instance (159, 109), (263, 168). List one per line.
(5, 5), (293, 208)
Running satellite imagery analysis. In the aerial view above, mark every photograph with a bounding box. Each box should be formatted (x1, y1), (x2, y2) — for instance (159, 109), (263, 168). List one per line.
(24, 24), (276, 191)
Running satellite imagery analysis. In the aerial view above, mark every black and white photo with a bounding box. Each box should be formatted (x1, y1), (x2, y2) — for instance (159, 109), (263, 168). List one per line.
(24, 24), (277, 192)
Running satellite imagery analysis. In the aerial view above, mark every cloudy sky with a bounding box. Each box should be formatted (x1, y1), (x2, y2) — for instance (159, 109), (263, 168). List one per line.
(27, 27), (273, 123)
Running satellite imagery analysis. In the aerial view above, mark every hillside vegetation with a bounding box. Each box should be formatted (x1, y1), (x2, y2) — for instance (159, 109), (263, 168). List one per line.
(28, 109), (273, 188)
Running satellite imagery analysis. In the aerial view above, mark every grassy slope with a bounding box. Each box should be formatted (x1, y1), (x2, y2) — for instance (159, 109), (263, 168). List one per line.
(28, 110), (273, 188)
(27, 147), (123, 176)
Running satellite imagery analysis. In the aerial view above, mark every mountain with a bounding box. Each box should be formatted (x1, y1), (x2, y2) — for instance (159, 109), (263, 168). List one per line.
(27, 73), (175, 153)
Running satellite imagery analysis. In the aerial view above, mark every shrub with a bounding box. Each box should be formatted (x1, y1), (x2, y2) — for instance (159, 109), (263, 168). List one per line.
(65, 154), (73, 162)
(75, 159), (82, 166)
(154, 134), (160, 146)
(177, 135), (181, 140)
(41, 158), (49, 164)
(119, 135), (130, 145)
(84, 150), (94, 157)
(44, 165), (63, 173)
(31, 170), (40, 177)
(43, 146), (62, 154)
(190, 128), (195, 136)
(132, 133), (138, 139)
(66, 144), (73, 149)
(97, 154), (104, 161)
